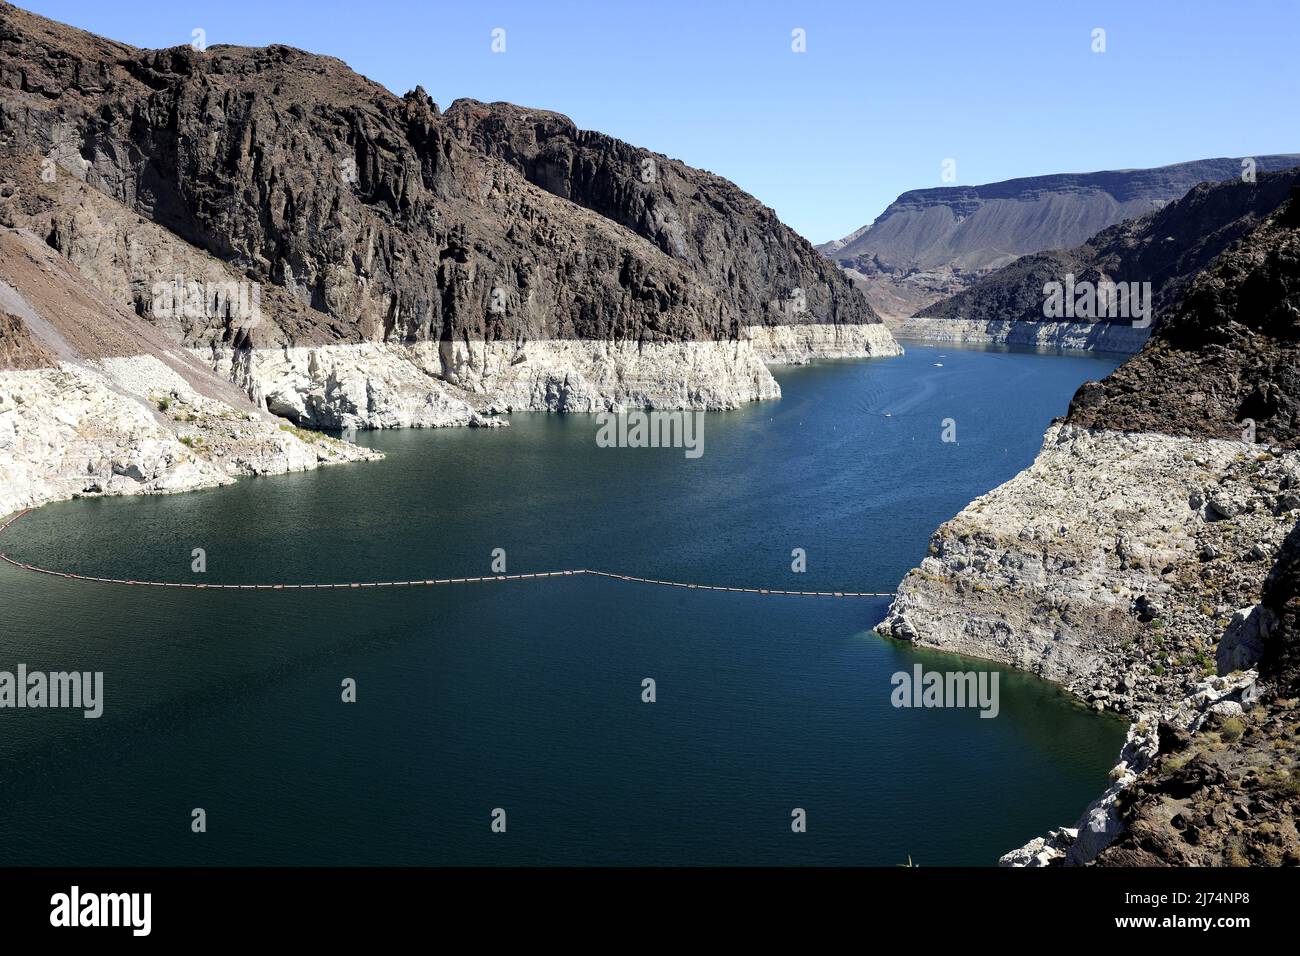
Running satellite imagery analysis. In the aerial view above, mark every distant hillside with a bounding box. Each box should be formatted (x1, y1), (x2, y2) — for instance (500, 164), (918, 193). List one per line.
(917, 167), (1300, 329)
(822, 155), (1300, 319)
(814, 224), (870, 257)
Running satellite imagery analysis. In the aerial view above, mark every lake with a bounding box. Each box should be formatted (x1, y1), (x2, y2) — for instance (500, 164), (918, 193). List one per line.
(0, 342), (1128, 865)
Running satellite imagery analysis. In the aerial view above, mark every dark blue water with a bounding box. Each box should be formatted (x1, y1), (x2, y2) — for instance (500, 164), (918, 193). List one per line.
(0, 343), (1127, 865)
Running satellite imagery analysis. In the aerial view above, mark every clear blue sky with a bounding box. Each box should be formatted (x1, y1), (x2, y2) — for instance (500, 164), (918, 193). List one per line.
(20, 0), (1300, 244)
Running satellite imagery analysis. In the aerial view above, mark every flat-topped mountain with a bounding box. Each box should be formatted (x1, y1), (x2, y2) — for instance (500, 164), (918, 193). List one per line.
(916, 167), (1299, 331)
(821, 156), (1300, 319)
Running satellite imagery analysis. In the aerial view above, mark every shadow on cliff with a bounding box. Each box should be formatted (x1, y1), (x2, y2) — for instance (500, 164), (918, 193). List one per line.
(1261, 515), (1300, 691)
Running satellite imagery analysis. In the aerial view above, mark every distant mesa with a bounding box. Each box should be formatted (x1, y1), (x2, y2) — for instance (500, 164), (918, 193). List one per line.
(912, 166), (1300, 339)
(820, 155), (1300, 321)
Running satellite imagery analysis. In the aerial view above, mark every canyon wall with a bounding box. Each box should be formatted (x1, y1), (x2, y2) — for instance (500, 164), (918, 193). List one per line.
(0, 0), (897, 432)
(878, 183), (1300, 865)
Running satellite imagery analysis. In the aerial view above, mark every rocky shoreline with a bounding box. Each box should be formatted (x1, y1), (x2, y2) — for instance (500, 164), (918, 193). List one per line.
(876, 421), (1299, 864)
(896, 317), (1149, 354)
(3, 322), (900, 512)
(745, 322), (902, 365)
(0, 354), (378, 516)
(998, 669), (1264, 866)
(196, 324), (901, 431)
(879, 424), (1297, 709)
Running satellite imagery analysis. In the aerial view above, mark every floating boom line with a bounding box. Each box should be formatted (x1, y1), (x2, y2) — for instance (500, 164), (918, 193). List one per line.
(0, 509), (895, 598)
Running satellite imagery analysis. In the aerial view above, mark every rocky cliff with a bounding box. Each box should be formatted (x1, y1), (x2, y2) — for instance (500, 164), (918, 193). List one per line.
(444, 99), (873, 335)
(1069, 182), (1300, 447)
(0, 226), (376, 516)
(822, 156), (1300, 320)
(0, 1), (897, 433)
(879, 182), (1300, 866)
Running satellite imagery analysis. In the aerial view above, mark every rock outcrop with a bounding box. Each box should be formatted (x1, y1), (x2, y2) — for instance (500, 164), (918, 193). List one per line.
(894, 317), (1150, 354)
(444, 99), (875, 335)
(203, 336), (787, 429)
(879, 180), (1300, 865)
(744, 322), (901, 365)
(1089, 512), (1300, 866)
(879, 424), (1298, 713)
(0, 226), (376, 515)
(1069, 184), (1300, 448)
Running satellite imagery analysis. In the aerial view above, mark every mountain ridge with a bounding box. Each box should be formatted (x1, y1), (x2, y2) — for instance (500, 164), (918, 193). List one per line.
(821, 155), (1300, 319)
(914, 166), (1300, 332)
(0, 0), (880, 352)
(0, 1), (899, 441)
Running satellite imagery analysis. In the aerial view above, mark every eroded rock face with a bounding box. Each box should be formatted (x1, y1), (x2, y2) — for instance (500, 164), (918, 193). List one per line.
(1216, 604), (1274, 674)
(895, 317), (1150, 354)
(0, 307), (54, 367)
(444, 100), (876, 333)
(879, 424), (1300, 713)
(880, 422), (1300, 865)
(998, 672), (1267, 867)
(1090, 686), (1299, 866)
(2, 156), (330, 349)
(0, 219), (377, 513)
(0, 3), (882, 355)
(184, 324), (903, 429)
(744, 323), (902, 365)
(1068, 184), (1300, 448)
(200, 336), (794, 429)
(888, 186), (1300, 866)
(0, 354), (378, 515)
(431, 337), (784, 412)
(1089, 520), (1300, 867)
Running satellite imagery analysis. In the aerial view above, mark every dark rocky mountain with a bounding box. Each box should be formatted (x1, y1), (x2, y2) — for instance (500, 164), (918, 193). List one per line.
(1068, 181), (1300, 449)
(820, 156), (1300, 319)
(1070, 183), (1300, 866)
(917, 167), (1300, 329)
(0, 1), (876, 353)
(444, 99), (867, 332)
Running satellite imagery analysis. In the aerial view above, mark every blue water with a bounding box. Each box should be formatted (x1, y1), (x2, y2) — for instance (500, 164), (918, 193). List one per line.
(0, 343), (1127, 865)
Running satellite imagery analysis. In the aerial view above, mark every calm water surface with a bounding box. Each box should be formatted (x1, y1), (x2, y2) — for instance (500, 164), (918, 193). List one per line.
(0, 343), (1127, 865)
